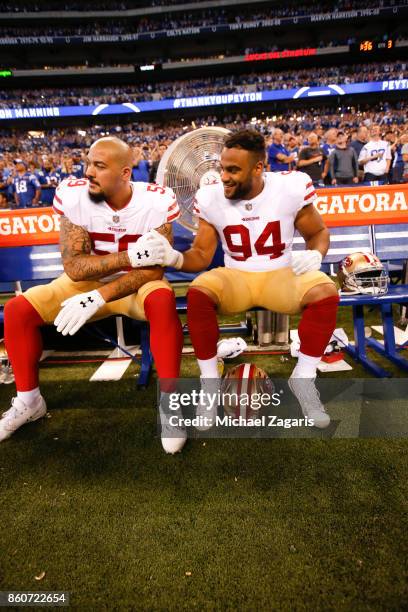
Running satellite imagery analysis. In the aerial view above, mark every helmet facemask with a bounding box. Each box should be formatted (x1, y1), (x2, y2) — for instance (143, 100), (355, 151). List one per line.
(346, 267), (389, 295)
(338, 253), (389, 296)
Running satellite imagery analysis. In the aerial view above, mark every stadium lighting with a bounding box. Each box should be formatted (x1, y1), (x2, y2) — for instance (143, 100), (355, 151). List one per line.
(140, 65), (155, 71)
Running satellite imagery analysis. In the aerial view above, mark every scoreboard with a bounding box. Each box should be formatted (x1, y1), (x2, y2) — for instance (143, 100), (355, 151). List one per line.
(352, 39), (394, 53)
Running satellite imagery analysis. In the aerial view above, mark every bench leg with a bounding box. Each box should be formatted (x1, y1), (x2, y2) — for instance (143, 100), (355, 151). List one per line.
(367, 303), (408, 372)
(343, 304), (391, 377)
(138, 322), (153, 388)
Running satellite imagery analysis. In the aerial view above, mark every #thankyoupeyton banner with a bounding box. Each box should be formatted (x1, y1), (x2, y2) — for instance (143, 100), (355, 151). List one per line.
(0, 184), (407, 247)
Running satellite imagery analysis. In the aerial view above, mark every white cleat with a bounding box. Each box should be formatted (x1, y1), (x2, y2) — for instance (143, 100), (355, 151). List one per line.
(195, 377), (221, 431)
(159, 401), (187, 454)
(0, 395), (47, 442)
(288, 377), (330, 429)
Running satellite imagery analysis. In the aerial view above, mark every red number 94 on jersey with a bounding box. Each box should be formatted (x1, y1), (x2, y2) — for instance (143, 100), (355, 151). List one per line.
(223, 222), (285, 261)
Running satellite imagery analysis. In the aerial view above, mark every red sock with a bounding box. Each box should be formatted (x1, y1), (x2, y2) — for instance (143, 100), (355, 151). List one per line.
(187, 288), (219, 360)
(299, 295), (340, 358)
(4, 295), (45, 391)
(144, 289), (183, 388)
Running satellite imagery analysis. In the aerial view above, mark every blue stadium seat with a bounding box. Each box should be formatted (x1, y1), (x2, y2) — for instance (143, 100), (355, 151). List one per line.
(292, 225), (374, 264)
(372, 223), (408, 274)
(0, 244), (63, 284)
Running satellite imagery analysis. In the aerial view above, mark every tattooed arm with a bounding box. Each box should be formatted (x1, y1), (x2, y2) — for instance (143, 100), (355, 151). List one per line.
(60, 216), (131, 281)
(86, 223), (172, 303)
(97, 223), (173, 302)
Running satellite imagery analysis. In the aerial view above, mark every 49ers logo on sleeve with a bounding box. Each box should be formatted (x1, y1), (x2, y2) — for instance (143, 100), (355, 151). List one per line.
(223, 221), (285, 261)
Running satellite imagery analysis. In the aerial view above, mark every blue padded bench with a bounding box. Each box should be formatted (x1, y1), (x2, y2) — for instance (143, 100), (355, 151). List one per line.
(292, 224), (374, 271)
(0, 244), (65, 326)
(339, 286), (408, 377)
(1, 222), (408, 382)
(170, 288), (408, 379)
(291, 222), (408, 376)
(0, 241), (244, 388)
(372, 223), (408, 277)
(0, 243), (151, 385)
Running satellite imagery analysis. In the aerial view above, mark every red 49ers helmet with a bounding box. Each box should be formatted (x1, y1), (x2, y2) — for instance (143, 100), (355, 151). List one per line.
(221, 363), (274, 419)
(337, 252), (389, 295)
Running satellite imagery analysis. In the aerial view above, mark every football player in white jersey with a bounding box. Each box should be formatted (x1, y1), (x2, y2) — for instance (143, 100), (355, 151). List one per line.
(358, 124), (392, 183)
(149, 129), (340, 427)
(1, 137), (185, 453)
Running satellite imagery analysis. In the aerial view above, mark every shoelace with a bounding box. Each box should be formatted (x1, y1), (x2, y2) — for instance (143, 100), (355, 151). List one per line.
(1, 399), (21, 420)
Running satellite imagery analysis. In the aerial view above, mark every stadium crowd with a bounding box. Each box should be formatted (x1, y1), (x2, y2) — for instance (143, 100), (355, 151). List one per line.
(1, 1), (406, 37)
(0, 0), (198, 10)
(7, 40), (357, 72)
(0, 0), (391, 16)
(1, 60), (406, 108)
(1, 104), (407, 209)
(0, 0), (387, 12)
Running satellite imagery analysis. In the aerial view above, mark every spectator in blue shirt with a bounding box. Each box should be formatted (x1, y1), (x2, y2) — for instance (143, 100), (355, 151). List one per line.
(11, 160), (41, 208)
(131, 145), (150, 182)
(71, 150), (85, 178)
(37, 156), (61, 206)
(267, 129), (295, 172)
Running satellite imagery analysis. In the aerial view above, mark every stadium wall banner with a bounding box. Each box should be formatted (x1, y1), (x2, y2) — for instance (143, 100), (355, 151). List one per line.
(314, 184), (408, 228)
(0, 5), (405, 45)
(0, 185), (407, 248)
(0, 208), (61, 247)
(1, 80), (407, 121)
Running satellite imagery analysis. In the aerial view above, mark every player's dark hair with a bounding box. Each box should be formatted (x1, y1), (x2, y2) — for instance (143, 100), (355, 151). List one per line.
(224, 129), (266, 162)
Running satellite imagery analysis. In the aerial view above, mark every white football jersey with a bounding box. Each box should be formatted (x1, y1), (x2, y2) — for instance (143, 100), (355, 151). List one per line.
(194, 171), (316, 272)
(358, 140), (391, 175)
(53, 178), (179, 281)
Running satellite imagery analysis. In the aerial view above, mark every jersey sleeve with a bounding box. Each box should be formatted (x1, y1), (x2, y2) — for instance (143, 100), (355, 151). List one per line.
(52, 178), (83, 224)
(193, 186), (214, 224)
(144, 184), (181, 225)
(166, 191), (180, 223)
(295, 171), (317, 211)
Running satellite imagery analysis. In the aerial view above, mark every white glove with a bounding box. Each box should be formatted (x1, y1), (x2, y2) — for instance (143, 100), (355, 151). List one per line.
(291, 250), (322, 275)
(149, 229), (184, 269)
(127, 233), (166, 268)
(54, 289), (105, 336)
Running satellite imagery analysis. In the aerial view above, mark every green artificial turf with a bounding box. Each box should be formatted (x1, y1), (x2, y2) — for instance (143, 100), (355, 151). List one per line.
(0, 301), (407, 610)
